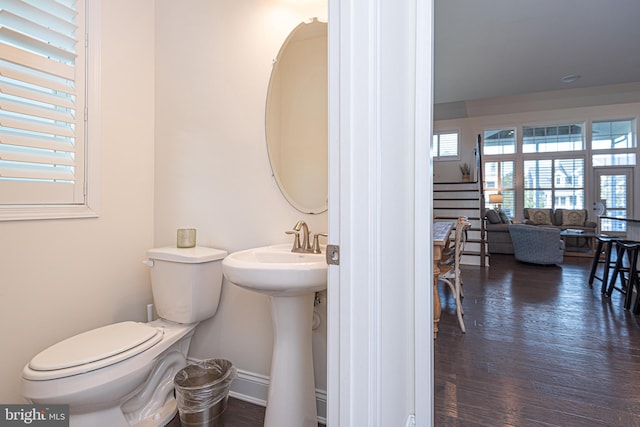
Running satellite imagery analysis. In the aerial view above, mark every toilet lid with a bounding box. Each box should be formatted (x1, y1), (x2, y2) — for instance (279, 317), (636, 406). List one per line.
(29, 321), (163, 373)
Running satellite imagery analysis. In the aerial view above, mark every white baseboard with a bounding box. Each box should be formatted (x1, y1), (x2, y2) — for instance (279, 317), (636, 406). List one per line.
(186, 357), (327, 424)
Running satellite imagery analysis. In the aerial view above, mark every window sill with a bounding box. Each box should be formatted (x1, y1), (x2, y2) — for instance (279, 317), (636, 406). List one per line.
(0, 205), (99, 222)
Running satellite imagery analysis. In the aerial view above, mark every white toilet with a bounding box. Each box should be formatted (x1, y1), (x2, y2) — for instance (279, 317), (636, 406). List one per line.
(21, 246), (227, 427)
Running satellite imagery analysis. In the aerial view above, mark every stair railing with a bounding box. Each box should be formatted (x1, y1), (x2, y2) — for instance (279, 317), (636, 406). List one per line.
(476, 134), (486, 266)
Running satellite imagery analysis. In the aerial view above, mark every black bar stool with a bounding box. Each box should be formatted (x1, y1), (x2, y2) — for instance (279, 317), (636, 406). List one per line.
(588, 235), (621, 294)
(607, 240), (640, 310)
(622, 241), (640, 314)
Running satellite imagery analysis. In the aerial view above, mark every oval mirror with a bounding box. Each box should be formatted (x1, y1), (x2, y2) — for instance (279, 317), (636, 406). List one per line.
(266, 18), (328, 214)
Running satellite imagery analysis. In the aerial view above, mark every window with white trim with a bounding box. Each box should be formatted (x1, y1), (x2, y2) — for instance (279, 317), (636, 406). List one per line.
(432, 131), (459, 160)
(0, 0), (97, 220)
(484, 160), (515, 216)
(592, 119), (635, 150)
(523, 124), (583, 153)
(483, 128), (516, 155)
(483, 122), (595, 215)
(524, 158), (585, 209)
(592, 118), (637, 166)
(483, 129), (516, 216)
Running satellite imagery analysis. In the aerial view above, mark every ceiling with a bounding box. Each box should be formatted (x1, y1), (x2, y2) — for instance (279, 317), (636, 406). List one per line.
(434, 0), (640, 107)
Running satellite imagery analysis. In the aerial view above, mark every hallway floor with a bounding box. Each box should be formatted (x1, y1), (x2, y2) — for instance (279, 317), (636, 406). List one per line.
(435, 254), (640, 426)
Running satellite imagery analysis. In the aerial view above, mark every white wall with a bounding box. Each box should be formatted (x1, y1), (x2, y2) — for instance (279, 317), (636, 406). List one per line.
(154, 0), (329, 395)
(0, 0), (156, 403)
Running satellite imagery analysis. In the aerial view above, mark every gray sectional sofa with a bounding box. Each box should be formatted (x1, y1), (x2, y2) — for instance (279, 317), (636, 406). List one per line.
(485, 209), (514, 254)
(485, 207), (597, 255)
(522, 208), (597, 232)
(523, 208), (597, 250)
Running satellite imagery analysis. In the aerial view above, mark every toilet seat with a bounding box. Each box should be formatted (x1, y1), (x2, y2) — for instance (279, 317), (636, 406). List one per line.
(24, 321), (163, 381)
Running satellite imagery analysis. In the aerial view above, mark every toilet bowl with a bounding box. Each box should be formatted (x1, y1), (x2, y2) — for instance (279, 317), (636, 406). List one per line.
(21, 246), (227, 427)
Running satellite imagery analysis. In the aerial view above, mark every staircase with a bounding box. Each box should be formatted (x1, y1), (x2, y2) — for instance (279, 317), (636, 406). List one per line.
(434, 181), (489, 266)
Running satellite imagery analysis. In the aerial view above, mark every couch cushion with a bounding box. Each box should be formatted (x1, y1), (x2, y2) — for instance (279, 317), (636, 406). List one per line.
(486, 209), (501, 224)
(561, 209), (586, 226)
(528, 208), (553, 225)
(498, 209), (511, 224)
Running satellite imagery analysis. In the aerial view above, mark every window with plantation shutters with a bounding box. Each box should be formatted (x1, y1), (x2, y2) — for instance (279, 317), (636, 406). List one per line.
(432, 131), (459, 160)
(523, 158), (585, 209)
(484, 160), (515, 216)
(0, 0), (88, 210)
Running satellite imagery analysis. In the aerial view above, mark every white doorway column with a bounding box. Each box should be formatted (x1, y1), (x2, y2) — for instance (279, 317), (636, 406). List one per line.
(327, 0), (434, 425)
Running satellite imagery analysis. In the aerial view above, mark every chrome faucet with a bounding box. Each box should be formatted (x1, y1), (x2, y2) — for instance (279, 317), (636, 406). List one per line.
(285, 220), (326, 253)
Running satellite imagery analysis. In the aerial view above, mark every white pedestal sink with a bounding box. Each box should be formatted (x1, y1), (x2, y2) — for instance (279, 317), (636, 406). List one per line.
(222, 244), (327, 427)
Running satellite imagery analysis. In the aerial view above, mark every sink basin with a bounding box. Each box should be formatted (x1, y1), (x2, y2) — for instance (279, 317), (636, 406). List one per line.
(222, 243), (327, 426)
(222, 244), (327, 296)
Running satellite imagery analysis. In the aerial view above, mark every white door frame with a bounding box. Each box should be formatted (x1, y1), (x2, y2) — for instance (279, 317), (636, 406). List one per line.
(326, 0), (434, 425)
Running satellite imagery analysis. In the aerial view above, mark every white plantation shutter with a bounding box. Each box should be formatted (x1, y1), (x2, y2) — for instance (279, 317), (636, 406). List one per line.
(0, 0), (85, 205)
(432, 131), (459, 159)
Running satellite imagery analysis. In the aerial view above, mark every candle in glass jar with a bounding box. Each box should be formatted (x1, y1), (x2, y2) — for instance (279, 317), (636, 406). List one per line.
(177, 228), (196, 248)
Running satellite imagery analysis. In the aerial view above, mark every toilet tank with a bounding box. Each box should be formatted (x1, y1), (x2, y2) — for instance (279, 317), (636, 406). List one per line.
(146, 246), (228, 324)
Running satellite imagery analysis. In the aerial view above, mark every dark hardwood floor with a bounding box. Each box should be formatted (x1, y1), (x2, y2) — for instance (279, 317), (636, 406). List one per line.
(435, 254), (640, 427)
(165, 396), (325, 426)
(168, 254), (640, 426)
(166, 397), (265, 426)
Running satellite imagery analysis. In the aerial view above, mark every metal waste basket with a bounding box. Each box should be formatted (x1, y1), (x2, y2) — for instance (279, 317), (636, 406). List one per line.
(174, 359), (237, 427)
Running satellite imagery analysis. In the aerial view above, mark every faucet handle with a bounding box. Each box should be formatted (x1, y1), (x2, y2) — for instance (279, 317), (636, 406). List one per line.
(312, 232), (328, 254)
(285, 230), (302, 251)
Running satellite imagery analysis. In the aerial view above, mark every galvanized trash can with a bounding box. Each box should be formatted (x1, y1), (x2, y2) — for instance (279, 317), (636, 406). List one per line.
(174, 359), (237, 427)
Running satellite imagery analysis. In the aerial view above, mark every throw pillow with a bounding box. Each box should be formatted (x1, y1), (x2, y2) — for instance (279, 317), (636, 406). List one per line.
(562, 209), (586, 226)
(486, 209), (501, 224)
(497, 209), (511, 224)
(529, 208), (552, 225)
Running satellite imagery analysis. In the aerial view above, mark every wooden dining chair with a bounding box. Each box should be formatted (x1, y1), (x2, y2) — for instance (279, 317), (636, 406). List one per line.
(442, 215), (469, 259)
(438, 216), (471, 333)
